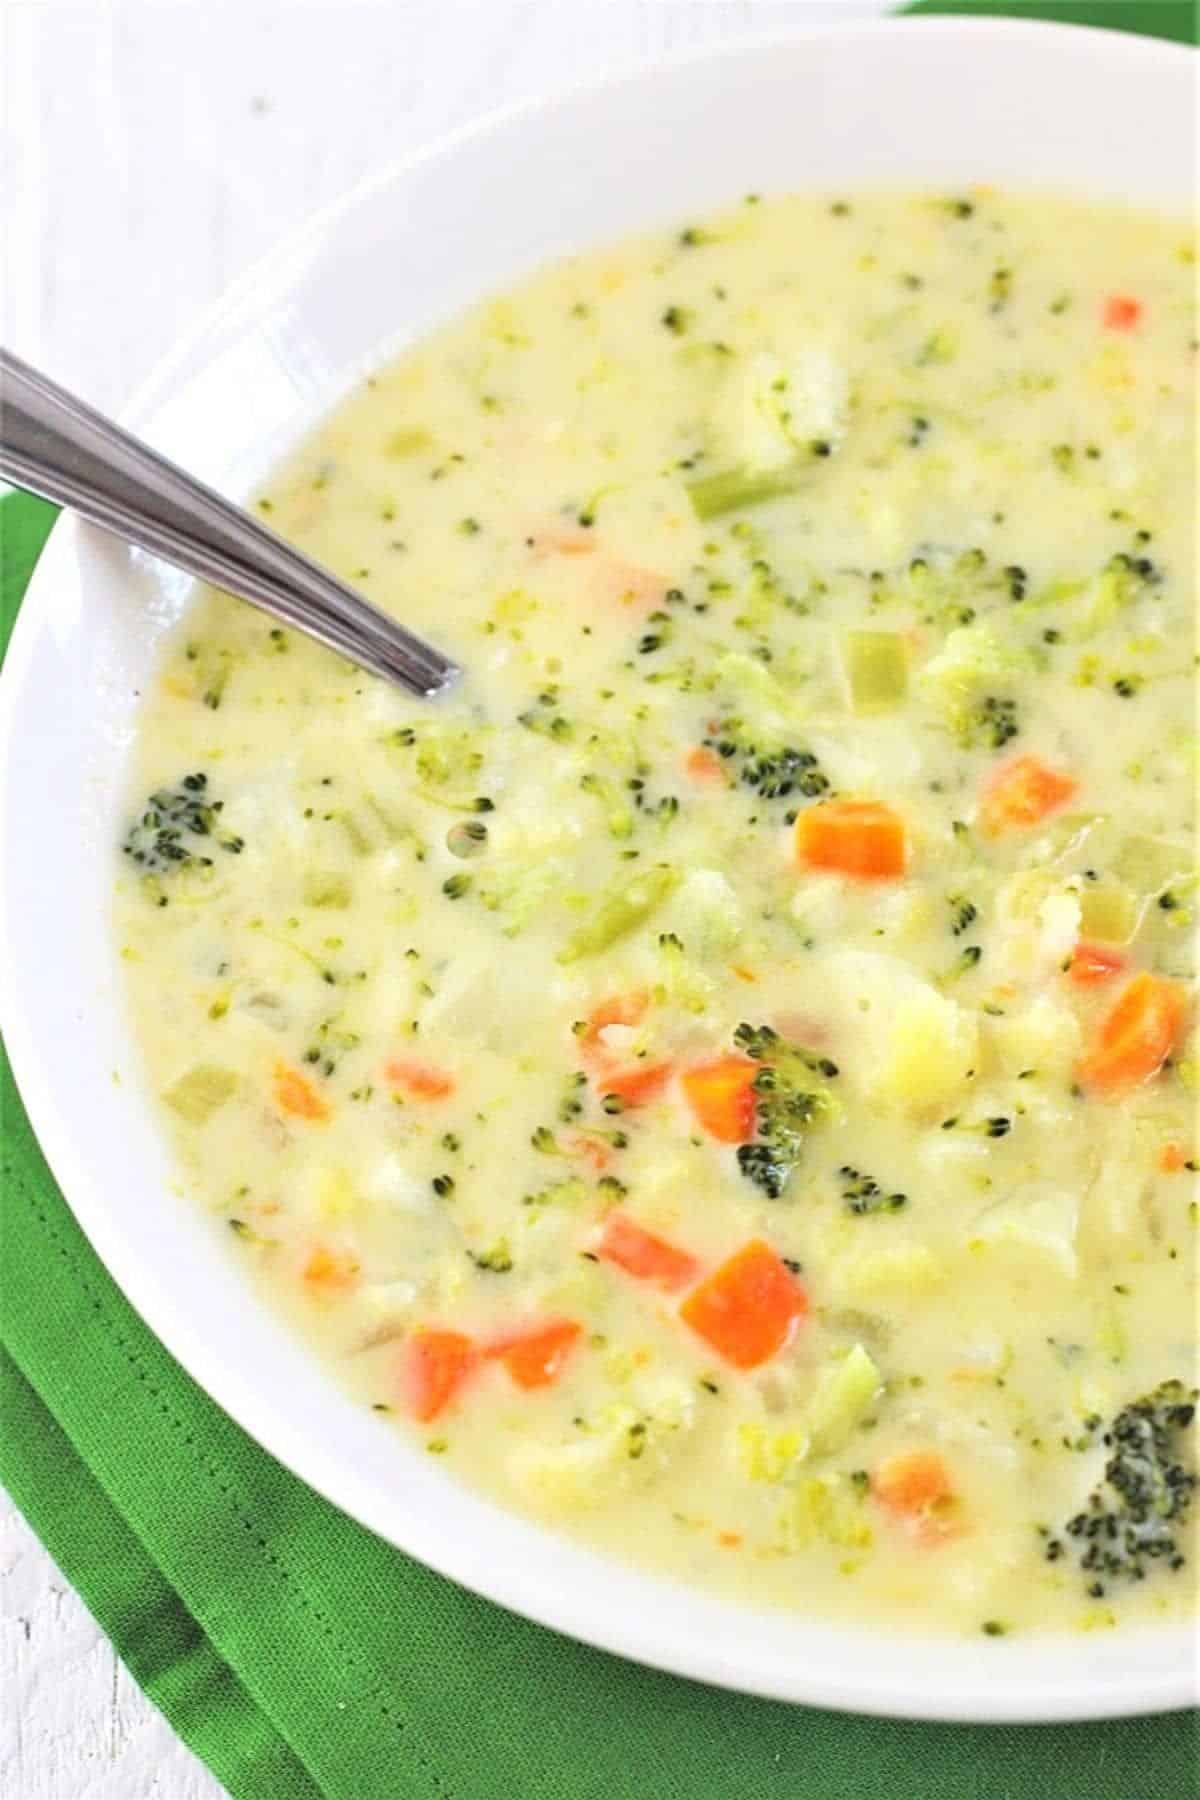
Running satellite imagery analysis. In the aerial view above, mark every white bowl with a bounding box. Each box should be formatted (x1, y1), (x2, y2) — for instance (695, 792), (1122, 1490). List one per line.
(2, 17), (1195, 1722)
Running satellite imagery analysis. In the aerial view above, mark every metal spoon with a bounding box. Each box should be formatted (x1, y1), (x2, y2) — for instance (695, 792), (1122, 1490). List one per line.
(0, 347), (460, 698)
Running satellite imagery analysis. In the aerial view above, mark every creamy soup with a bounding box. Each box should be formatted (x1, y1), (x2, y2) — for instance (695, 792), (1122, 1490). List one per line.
(117, 190), (1198, 1638)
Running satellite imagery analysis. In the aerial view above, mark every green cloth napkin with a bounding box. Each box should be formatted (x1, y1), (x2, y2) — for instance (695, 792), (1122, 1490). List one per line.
(2, 8), (1196, 1790)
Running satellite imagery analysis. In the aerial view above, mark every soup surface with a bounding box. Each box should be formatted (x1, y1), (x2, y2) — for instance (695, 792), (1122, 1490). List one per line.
(117, 191), (1198, 1637)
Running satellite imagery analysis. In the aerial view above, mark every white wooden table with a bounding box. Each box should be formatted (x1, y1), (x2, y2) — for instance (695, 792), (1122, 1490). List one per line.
(1, 4), (885, 1793)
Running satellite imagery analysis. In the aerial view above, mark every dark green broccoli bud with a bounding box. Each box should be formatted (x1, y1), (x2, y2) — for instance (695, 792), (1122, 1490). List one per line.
(702, 725), (829, 804)
(974, 695), (1019, 748)
(731, 1023), (834, 1198)
(839, 1165), (908, 1216)
(948, 895), (979, 936)
(1044, 1380), (1197, 1595)
(739, 746), (829, 801)
(121, 773), (241, 873)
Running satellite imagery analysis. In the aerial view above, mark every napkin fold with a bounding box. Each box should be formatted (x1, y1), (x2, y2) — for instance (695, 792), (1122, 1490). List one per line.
(2, 9), (1195, 1792)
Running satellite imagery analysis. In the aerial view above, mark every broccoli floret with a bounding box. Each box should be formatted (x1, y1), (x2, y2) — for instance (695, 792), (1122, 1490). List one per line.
(739, 746), (829, 801)
(517, 692), (573, 740)
(702, 724), (829, 804)
(121, 773), (243, 873)
(732, 1022), (836, 1199)
(1044, 1380), (1197, 1595)
(917, 623), (1031, 749)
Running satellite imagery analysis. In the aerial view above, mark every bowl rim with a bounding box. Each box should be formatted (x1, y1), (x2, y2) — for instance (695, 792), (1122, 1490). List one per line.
(2, 13), (1196, 1726)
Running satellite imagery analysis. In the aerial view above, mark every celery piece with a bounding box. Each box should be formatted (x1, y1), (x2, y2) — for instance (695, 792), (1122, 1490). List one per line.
(842, 630), (909, 714)
(1113, 834), (1194, 902)
(303, 871), (352, 909)
(736, 1422), (806, 1483)
(802, 1344), (883, 1456)
(685, 462), (805, 521)
(163, 1065), (239, 1124)
(783, 1475), (873, 1550)
(558, 864), (679, 963)
(1077, 881), (1138, 945)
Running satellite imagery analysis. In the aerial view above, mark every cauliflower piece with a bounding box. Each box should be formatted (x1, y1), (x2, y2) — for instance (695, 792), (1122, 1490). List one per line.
(658, 867), (743, 959)
(507, 1370), (694, 1514)
(985, 996), (1082, 1081)
(718, 347), (848, 471)
(991, 873), (1082, 987)
(362, 1152), (435, 1216)
(357, 1278), (418, 1331)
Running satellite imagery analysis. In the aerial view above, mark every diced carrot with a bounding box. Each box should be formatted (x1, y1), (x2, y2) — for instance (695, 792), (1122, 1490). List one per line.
(680, 1240), (807, 1370)
(566, 1133), (612, 1172)
(302, 1246), (358, 1290)
(872, 1451), (952, 1515)
(795, 800), (907, 880)
(582, 993), (649, 1061)
(529, 525), (597, 557)
(405, 1329), (478, 1422)
(681, 1056), (758, 1145)
(686, 746), (725, 783)
(597, 1212), (700, 1292)
(598, 1061), (674, 1109)
(717, 1531), (743, 1548)
(1068, 941), (1127, 986)
(979, 754), (1077, 835)
(383, 1059), (455, 1099)
(1103, 294), (1143, 331)
(274, 1064), (329, 1122)
(1077, 972), (1186, 1094)
(730, 965), (757, 984)
(491, 1320), (581, 1390)
(871, 1451), (961, 1544)
(592, 558), (667, 610)
(1159, 1142), (1189, 1174)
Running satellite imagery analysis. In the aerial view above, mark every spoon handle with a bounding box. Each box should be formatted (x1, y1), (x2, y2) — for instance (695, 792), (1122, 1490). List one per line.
(0, 348), (459, 698)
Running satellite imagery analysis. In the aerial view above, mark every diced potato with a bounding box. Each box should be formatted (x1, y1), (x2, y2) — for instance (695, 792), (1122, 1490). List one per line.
(828, 1242), (945, 1300)
(875, 985), (979, 1113)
